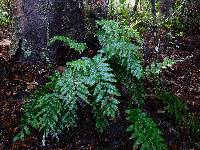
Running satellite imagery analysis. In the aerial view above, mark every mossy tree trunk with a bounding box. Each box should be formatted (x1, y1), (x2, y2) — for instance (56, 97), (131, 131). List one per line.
(11, 0), (107, 65)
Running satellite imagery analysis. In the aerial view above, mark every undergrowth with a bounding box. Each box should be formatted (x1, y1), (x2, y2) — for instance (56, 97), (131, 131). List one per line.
(156, 89), (200, 135)
(0, 0), (11, 27)
(14, 19), (199, 149)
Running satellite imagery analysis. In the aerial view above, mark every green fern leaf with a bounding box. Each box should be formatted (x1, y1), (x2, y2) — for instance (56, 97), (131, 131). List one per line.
(127, 108), (167, 150)
(96, 20), (144, 79)
(49, 35), (87, 53)
(145, 58), (176, 77)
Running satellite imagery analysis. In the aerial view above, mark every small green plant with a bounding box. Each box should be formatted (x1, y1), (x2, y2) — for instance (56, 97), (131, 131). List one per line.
(127, 108), (167, 150)
(145, 57), (176, 77)
(0, 0), (11, 27)
(0, 10), (10, 26)
(108, 0), (133, 25)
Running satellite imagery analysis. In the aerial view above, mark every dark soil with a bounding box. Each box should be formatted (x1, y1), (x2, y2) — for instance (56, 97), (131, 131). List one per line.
(1, 28), (200, 149)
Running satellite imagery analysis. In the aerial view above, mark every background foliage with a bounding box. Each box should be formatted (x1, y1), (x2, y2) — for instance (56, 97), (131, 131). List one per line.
(0, 0), (11, 27)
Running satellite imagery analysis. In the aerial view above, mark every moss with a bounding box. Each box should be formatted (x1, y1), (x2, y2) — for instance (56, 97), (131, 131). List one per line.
(21, 39), (32, 59)
(41, 48), (50, 63)
(10, 18), (22, 56)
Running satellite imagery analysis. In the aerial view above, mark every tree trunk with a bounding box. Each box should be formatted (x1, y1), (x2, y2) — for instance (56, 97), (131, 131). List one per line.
(10, 0), (86, 64)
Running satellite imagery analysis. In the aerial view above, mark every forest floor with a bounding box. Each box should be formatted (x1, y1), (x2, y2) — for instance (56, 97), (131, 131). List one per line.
(0, 27), (200, 150)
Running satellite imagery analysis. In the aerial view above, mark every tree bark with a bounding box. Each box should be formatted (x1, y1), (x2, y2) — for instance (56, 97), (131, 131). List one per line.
(10, 0), (86, 64)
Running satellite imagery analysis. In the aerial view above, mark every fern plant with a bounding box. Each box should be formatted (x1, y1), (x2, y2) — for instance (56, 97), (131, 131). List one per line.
(13, 72), (62, 141)
(15, 19), (179, 149)
(14, 52), (120, 143)
(127, 108), (167, 150)
(96, 20), (173, 149)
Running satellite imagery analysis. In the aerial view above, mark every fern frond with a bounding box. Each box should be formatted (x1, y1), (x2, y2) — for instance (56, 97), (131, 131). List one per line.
(14, 93), (62, 142)
(53, 64), (89, 131)
(156, 89), (187, 123)
(123, 75), (145, 106)
(60, 55), (120, 132)
(96, 20), (144, 79)
(90, 55), (120, 131)
(102, 40), (143, 78)
(187, 113), (200, 134)
(127, 108), (167, 150)
(49, 35), (87, 53)
(96, 20), (143, 46)
(16, 54), (120, 141)
(145, 58), (176, 77)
